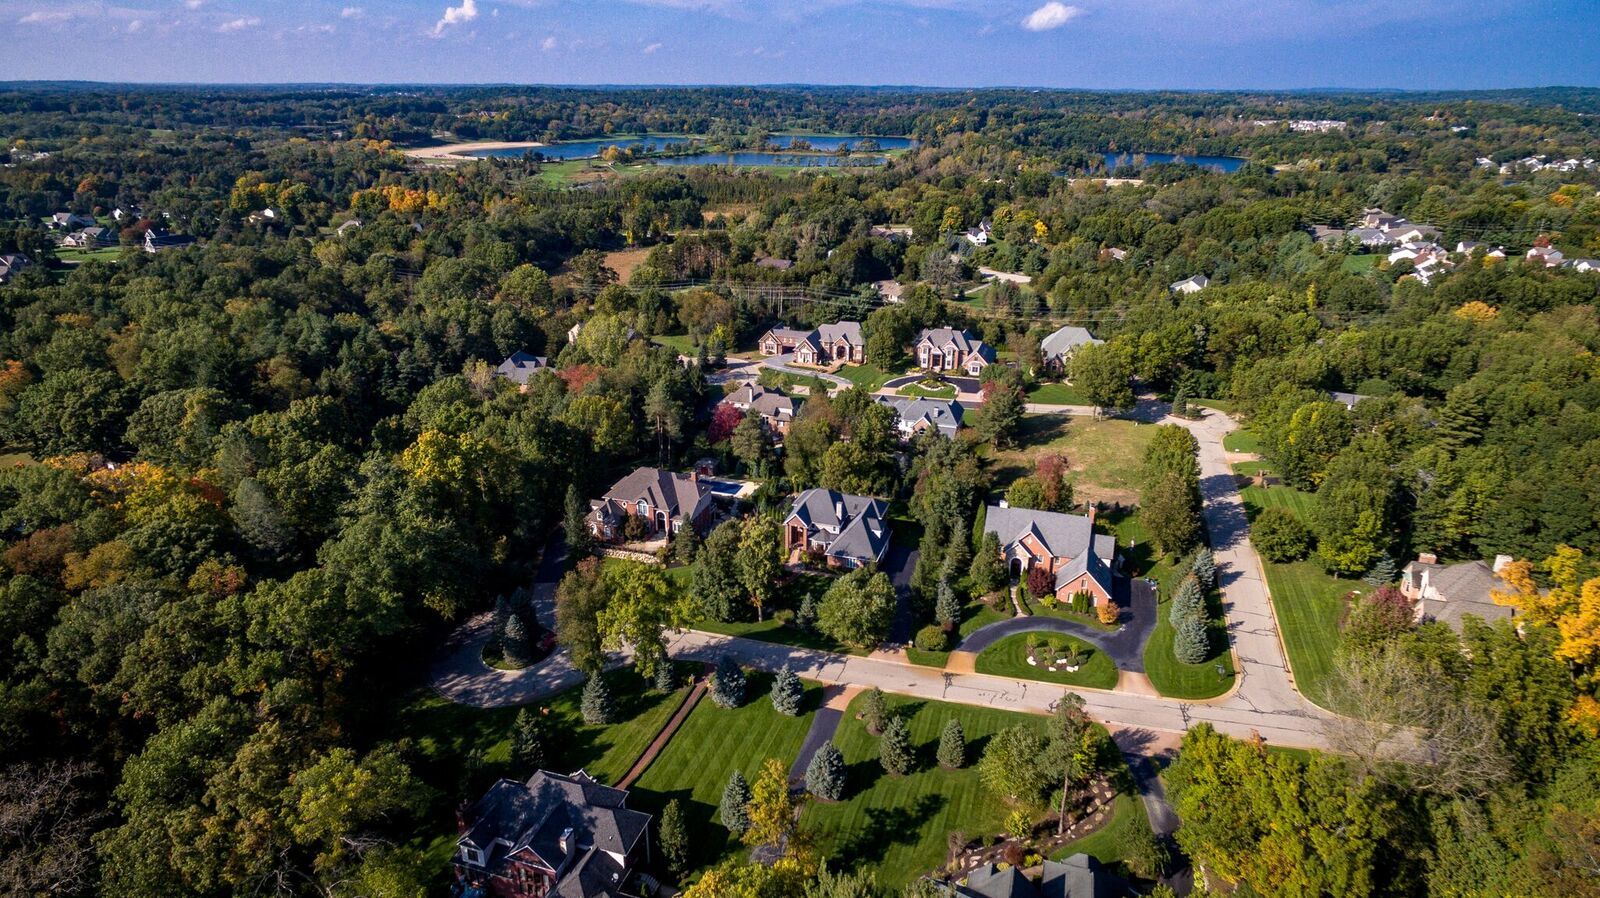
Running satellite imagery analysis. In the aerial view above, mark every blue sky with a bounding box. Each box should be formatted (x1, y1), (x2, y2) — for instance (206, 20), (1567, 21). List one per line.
(3, 0), (1598, 88)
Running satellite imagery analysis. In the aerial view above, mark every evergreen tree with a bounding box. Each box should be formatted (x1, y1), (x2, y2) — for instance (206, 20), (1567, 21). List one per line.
(511, 707), (548, 770)
(581, 674), (616, 724)
(880, 715), (915, 775)
(1173, 612), (1210, 664)
(564, 484), (593, 556)
(709, 655), (746, 708)
(969, 531), (1007, 597)
(862, 687), (889, 735)
(501, 612), (533, 667)
(805, 740), (847, 801)
(1190, 547), (1216, 590)
(653, 660), (677, 692)
(493, 594), (512, 642)
(937, 718), (967, 769)
(659, 798), (689, 876)
(718, 770), (751, 836)
(1362, 553), (1398, 586)
(1172, 575), (1205, 623)
(770, 666), (804, 716)
(1171, 381), (1191, 419)
(935, 577), (961, 631)
(942, 524), (972, 583)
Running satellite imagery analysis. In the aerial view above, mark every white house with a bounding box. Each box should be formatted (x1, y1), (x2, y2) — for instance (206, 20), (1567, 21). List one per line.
(1170, 274), (1209, 294)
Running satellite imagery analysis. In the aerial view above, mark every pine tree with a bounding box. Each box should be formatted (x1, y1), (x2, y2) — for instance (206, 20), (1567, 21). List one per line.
(1173, 612), (1210, 664)
(769, 666), (803, 716)
(935, 577), (962, 631)
(937, 718), (967, 769)
(659, 798), (689, 876)
(718, 770), (751, 836)
(564, 484), (593, 556)
(709, 655), (746, 708)
(493, 594), (512, 642)
(501, 612), (533, 668)
(511, 707), (547, 770)
(862, 687), (889, 735)
(805, 741), (847, 801)
(653, 660), (677, 692)
(581, 674), (616, 725)
(942, 524), (972, 583)
(1363, 553), (1397, 586)
(1190, 547), (1216, 590)
(1171, 382), (1190, 419)
(1171, 575), (1205, 623)
(880, 715), (914, 775)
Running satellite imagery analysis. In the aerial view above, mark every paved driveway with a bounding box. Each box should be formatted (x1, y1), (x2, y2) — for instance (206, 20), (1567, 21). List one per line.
(881, 543), (920, 644)
(958, 577), (1157, 671)
(760, 353), (854, 391)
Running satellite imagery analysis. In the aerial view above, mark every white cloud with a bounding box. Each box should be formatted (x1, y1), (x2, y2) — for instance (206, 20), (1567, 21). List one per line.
(127, 18), (144, 31)
(541, 35), (557, 50)
(1021, 1), (1082, 31)
(19, 10), (74, 23)
(217, 15), (260, 32)
(340, 6), (364, 19)
(432, 0), (477, 36)
(642, 41), (662, 54)
(184, 0), (204, 9)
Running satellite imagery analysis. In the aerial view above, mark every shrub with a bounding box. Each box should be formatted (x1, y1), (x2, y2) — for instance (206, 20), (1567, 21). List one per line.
(880, 716), (915, 776)
(935, 577), (961, 630)
(1026, 565), (1054, 599)
(1171, 574), (1204, 622)
(914, 624), (950, 653)
(937, 718), (967, 768)
(769, 666), (804, 716)
(1253, 506), (1312, 563)
(1190, 547), (1217, 589)
(1005, 809), (1032, 842)
(805, 741), (847, 800)
(500, 611), (534, 668)
(709, 655), (746, 708)
(652, 661), (677, 692)
(581, 675), (616, 725)
(511, 707), (548, 769)
(1096, 599), (1119, 626)
(659, 799), (689, 876)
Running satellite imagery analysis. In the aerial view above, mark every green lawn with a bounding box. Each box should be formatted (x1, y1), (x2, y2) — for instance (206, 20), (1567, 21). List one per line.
(974, 632), (1118, 690)
(899, 382), (959, 400)
(834, 363), (900, 391)
(1340, 253), (1380, 272)
(1222, 428), (1262, 455)
(684, 572), (864, 654)
(652, 333), (701, 355)
(906, 600), (1012, 667)
(988, 416), (1158, 505)
(1026, 382), (1090, 405)
(805, 692), (1052, 887)
(1048, 792), (1142, 866)
(1231, 460), (1272, 477)
(628, 671), (820, 873)
(1110, 509), (1236, 700)
(1237, 484), (1351, 707)
(758, 367), (833, 393)
(55, 246), (123, 264)
(1189, 398), (1240, 414)
(0, 450), (35, 467)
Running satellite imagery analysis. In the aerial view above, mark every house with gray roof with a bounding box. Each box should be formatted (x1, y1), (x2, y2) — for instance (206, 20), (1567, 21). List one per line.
(914, 327), (995, 375)
(587, 467), (714, 543)
(783, 489), (891, 569)
(46, 211), (96, 231)
(1400, 552), (1518, 632)
(1327, 390), (1371, 410)
(61, 226), (117, 249)
(983, 504), (1117, 607)
(1169, 274), (1209, 294)
(0, 253), (32, 286)
(723, 383), (801, 435)
(876, 395), (964, 439)
(453, 769), (651, 898)
(1040, 326), (1103, 372)
(757, 320), (865, 367)
(495, 350), (549, 387)
(952, 854), (1120, 898)
(143, 228), (196, 253)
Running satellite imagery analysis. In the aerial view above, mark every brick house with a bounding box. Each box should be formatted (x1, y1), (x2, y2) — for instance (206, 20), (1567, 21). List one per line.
(723, 384), (801, 435)
(913, 327), (995, 375)
(982, 504), (1117, 606)
(758, 321), (865, 367)
(783, 489), (891, 568)
(586, 467), (714, 542)
(1399, 552), (1518, 631)
(453, 769), (651, 898)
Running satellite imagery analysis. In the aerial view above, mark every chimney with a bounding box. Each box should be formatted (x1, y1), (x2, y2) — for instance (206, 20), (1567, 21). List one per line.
(834, 499), (844, 521)
(1086, 503), (1097, 526)
(1492, 554), (1513, 573)
(558, 827), (574, 857)
(1418, 552), (1438, 565)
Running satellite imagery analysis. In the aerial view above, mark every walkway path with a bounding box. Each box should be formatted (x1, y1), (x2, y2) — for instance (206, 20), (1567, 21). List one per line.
(616, 669), (709, 789)
(789, 685), (861, 783)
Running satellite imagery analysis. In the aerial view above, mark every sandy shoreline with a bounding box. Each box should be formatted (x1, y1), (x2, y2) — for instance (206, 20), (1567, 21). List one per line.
(404, 140), (546, 160)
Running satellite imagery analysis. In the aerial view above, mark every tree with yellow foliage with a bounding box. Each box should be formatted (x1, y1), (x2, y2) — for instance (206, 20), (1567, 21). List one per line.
(1493, 545), (1600, 666)
(1452, 301), (1499, 323)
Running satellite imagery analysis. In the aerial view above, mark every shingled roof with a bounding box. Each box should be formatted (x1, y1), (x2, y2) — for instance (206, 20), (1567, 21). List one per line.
(984, 505), (1116, 595)
(785, 489), (892, 566)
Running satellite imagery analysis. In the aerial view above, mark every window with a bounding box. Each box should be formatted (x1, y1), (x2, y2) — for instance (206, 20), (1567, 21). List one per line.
(636, 500), (648, 516)
(460, 846), (482, 865)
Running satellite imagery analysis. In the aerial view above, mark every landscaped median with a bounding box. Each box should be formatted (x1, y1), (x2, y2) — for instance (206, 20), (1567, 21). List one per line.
(973, 632), (1118, 690)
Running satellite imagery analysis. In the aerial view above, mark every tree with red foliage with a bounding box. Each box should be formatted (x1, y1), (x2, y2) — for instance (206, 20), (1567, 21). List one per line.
(1035, 453), (1074, 512)
(1340, 584), (1415, 655)
(708, 403), (744, 444)
(1027, 565), (1054, 599)
(557, 364), (602, 393)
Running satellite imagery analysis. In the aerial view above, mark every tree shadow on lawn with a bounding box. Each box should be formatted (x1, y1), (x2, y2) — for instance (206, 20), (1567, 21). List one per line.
(832, 794), (948, 869)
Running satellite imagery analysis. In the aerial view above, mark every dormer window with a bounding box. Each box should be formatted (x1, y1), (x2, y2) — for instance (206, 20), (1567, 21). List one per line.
(460, 846), (483, 865)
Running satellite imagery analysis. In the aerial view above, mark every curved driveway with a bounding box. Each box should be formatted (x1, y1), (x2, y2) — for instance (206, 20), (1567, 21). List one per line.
(957, 578), (1157, 672)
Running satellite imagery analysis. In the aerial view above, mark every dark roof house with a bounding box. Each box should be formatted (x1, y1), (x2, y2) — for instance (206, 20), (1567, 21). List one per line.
(954, 854), (1121, 898)
(983, 504), (1117, 606)
(876, 395), (964, 438)
(1040, 326), (1103, 367)
(144, 228), (197, 253)
(783, 488), (892, 568)
(1400, 552), (1518, 631)
(587, 467), (714, 542)
(495, 350), (550, 386)
(454, 769), (651, 898)
(914, 327), (995, 375)
(0, 253), (32, 285)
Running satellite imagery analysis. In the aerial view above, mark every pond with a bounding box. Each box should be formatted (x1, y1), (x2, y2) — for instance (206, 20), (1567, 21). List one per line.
(1102, 151), (1247, 173)
(468, 133), (913, 161)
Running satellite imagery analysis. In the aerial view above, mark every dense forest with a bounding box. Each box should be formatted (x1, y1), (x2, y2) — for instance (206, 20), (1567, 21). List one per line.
(1, 84), (1599, 898)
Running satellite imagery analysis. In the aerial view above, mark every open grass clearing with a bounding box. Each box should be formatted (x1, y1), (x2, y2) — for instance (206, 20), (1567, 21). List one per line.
(834, 363), (900, 391)
(805, 692), (1052, 888)
(1048, 791), (1142, 867)
(975, 632), (1118, 690)
(1026, 382), (1091, 406)
(628, 671), (820, 874)
(899, 382), (959, 400)
(602, 246), (653, 284)
(987, 415), (1157, 505)
(1222, 427), (1262, 455)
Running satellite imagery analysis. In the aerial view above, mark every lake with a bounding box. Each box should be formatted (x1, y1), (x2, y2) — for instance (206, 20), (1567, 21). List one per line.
(655, 152), (889, 168)
(1103, 151), (1246, 173)
(467, 133), (913, 160)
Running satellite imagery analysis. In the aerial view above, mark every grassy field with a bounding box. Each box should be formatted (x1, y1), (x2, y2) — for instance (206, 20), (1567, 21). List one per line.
(974, 632), (1118, 690)
(652, 333), (700, 355)
(1108, 509), (1236, 699)
(628, 671), (820, 872)
(0, 450), (35, 467)
(1026, 382), (1091, 406)
(899, 382), (959, 400)
(759, 367), (834, 393)
(55, 246), (123, 264)
(1238, 481), (1353, 707)
(805, 692), (1052, 887)
(906, 600), (1012, 667)
(1340, 253), (1381, 272)
(988, 416), (1158, 504)
(834, 363), (900, 391)
(1222, 428), (1262, 454)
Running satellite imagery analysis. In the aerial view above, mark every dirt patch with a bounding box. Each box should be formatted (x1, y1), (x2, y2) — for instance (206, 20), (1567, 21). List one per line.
(603, 247), (654, 284)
